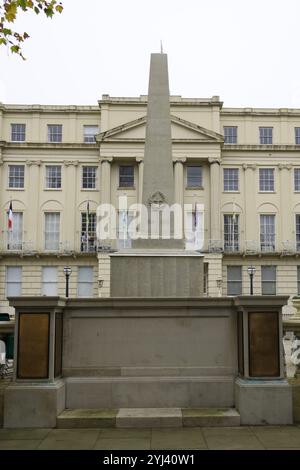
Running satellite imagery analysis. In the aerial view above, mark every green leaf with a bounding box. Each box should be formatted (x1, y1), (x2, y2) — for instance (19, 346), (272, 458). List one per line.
(11, 44), (20, 53)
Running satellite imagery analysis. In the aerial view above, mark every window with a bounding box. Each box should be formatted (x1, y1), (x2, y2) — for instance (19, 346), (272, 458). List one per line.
(44, 213), (60, 250)
(224, 126), (237, 144)
(224, 215), (239, 252)
(119, 165), (134, 187)
(227, 266), (242, 295)
(187, 166), (202, 188)
(7, 212), (23, 250)
(84, 126), (99, 143)
(42, 267), (58, 296)
(82, 167), (97, 189)
(48, 124), (62, 143)
(185, 207), (204, 251)
(11, 124), (25, 142)
(8, 165), (25, 188)
(295, 128), (300, 145)
(298, 266), (300, 295)
(296, 215), (300, 251)
(259, 127), (273, 144)
(259, 168), (274, 191)
(261, 266), (276, 295)
(45, 166), (61, 189)
(117, 211), (134, 249)
(81, 212), (96, 252)
(6, 266), (22, 297)
(224, 168), (239, 191)
(77, 266), (93, 297)
(295, 169), (300, 191)
(260, 215), (275, 252)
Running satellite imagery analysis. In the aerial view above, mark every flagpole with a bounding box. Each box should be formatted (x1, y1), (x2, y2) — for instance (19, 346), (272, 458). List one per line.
(87, 199), (89, 252)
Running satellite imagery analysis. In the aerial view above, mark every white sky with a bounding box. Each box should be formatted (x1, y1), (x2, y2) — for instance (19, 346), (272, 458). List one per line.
(0, 0), (300, 108)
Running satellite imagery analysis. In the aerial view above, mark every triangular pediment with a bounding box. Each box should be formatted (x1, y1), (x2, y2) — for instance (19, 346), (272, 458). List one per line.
(96, 115), (224, 143)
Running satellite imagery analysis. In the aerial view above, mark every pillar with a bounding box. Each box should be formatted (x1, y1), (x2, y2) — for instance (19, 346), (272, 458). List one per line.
(174, 157), (186, 208)
(100, 158), (112, 205)
(136, 158), (144, 205)
(242, 164), (257, 251)
(209, 157), (221, 244)
(26, 160), (42, 250)
(278, 163), (292, 249)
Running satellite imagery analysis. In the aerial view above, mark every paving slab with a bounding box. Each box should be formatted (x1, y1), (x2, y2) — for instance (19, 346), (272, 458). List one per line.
(250, 425), (300, 449)
(117, 408), (182, 428)
(0, 428), (51, 440)
(37, 428), (100, 450)
(151, 427), (207, 450)
(100, 428), (151, 439)
(94, 437), (150, 450)
(0, 439), (41, 450)
(202, 426), (264, 450)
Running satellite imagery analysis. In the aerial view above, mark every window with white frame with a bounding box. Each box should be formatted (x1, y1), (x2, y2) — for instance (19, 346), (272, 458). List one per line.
(227, 266), (242, 295)
(7, 212), (23, 250)
(119, 165), (134, 187)
(259, 127), (273, 144)
(187, 166), (203, 188)
(224, 214), (239, 252)
(46, 166), (61, 189)
(298, 266), (300, 295)
(259, 168), (274, 191)
(81, 212), (96, 252)
(294, 169), (300, 191)
(48, 124), (62, 143)
(260, 214), (276, 252)
(224, 168), (239, 191)
(8, 165), (25, 188)
(77, 266), (94, 297)
(44, 213), (60, 250)
(82, 167), (97, 189)
(261, 265), (276, 295)
(295, 128), (300, 145)
(11, 123), (25, 142)
(83, 126), (99, 143)
(6, 266), (22, 297)
(42, 267), (58, 296)
(296, 214), (300, 251)
(224, 126), (237, 144)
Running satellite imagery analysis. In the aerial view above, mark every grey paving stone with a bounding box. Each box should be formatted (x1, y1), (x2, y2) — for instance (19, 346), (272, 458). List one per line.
(250, 425), (300, 449)
(151, 427), (207, 450)
(0, 439), (41, 450)
(94, 438), (150, 450)
(0, 428), (51, 440)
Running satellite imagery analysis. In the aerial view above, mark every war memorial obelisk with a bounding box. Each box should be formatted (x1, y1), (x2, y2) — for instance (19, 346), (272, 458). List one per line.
(110, 53), (204, 297)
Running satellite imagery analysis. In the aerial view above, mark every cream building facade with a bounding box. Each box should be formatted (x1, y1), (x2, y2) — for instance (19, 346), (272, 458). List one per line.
(0, 95), (300, 312)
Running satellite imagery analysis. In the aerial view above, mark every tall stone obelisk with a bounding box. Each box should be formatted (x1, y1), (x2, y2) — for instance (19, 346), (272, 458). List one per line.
(110, 52), (204, 297)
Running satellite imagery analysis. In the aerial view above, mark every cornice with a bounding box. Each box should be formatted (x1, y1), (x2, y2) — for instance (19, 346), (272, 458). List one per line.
(2, 142), (99, 150)
(222, 144), (300, 152)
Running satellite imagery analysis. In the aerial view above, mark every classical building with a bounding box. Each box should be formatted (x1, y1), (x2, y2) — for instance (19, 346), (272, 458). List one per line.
(1, 75), (300, 313)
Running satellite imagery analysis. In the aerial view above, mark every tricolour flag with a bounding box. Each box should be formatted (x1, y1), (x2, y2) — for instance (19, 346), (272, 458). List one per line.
(7, 201), (13, 231)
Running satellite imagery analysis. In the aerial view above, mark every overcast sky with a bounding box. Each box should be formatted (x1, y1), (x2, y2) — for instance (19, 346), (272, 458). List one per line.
(0, 0), (299, 108)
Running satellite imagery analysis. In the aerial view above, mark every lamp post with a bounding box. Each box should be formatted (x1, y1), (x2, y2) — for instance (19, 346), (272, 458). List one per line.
(247, 266), (256, 295)
(63, 266), (72, 298)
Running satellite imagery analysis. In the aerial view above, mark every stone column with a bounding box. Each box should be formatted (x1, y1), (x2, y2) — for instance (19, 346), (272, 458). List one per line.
(278, 163), (292, 249)
(174, 157), (186, 208)
(209, 157), (221, 245)
(26, 160), (42, 250)
(100, 158), (112, 205)
(63, 160), (79, 251)
(242, 164), (257, 251)
(136, 158), (144, 205)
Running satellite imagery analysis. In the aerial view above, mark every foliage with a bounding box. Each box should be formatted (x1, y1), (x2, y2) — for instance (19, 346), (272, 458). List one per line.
(0, 0), (63, 59)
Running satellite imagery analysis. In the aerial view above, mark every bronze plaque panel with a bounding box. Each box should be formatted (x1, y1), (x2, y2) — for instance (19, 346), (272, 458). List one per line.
(237, 312), (244, 376)
(248, 312), (280, 377)
(54, 312), (63, 378)
(17, 313), (50, 379)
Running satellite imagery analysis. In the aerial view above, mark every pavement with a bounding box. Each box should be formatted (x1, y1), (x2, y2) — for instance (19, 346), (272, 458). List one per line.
(0, 425), (300, 450)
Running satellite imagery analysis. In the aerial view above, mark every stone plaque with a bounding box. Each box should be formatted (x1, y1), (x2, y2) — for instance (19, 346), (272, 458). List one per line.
(248, 312), (280, 377)
(17, 313), (50, 379)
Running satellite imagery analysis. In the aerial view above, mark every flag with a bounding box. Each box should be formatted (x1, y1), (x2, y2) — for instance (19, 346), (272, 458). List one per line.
(7, 201), (13, 231)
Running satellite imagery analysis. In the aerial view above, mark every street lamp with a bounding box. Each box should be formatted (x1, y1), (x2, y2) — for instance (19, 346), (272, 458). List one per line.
(247, 266), (256, 295)
(63, 266), (72, 298)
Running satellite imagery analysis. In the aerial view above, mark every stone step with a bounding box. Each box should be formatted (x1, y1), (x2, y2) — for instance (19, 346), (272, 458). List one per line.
(57, 407), (240, 429)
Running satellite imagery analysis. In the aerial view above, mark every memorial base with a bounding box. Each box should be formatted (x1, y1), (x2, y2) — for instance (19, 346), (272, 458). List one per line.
(4, 379), (65, 428)
(235, 377), (293, 425)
